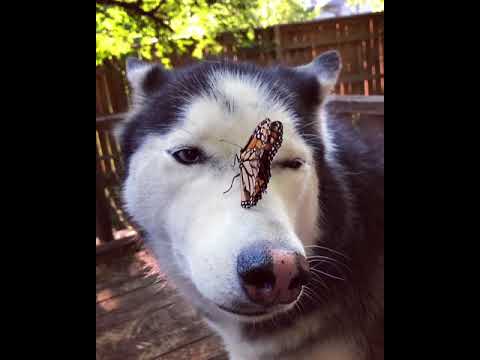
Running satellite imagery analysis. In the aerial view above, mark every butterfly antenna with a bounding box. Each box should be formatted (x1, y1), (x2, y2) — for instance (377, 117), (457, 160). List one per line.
(223, 173), (240, 194)
(178, 131), (242, 150)
(219, 139), (242, 149)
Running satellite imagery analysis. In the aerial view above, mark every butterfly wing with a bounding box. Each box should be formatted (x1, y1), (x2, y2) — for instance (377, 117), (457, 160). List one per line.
(240, 147), (263, 208)
(239, 119), (283, 208)
(266, 120), (283, 160)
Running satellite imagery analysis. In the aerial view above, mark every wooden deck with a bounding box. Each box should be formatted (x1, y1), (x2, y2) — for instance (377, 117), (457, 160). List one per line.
(96, 248), (228, 360)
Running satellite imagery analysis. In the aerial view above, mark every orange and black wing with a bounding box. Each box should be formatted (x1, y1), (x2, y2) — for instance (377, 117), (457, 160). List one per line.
(239, 119), (283, 208)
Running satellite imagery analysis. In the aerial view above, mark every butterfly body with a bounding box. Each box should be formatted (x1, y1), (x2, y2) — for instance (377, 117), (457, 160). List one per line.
(232, 119), (283, 208)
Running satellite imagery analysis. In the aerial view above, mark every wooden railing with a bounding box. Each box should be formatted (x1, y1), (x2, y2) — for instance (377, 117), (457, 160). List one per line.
(96, 113), (139, 261)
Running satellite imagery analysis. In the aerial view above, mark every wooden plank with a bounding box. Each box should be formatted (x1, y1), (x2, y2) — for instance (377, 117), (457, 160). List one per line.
(105, 185), (133, 231)
(326, 95), (384, 115)
(103, 175), (123, 189)
(97, 321), (216, 360)
(352, 40), (363, 94)
(108, 131), (124, 176)
(98, 129), (114, 177)
(281, 30), (372, 51)
(100, 129), (117, 180)
(96, 250), (156, 293)
(96, 235), (141, 263)
(276, 12), (383, 31)
(96, 112), (127, 131)
(273, 25), (283, 62)
(98, 155), (118, 162)
(100, 68), (115, 114)
(104, 62), (129, 113)
(96, 148), (114, 244)
(96, 288), (180, 334)
(155, 335), (226, 360)
(97, 297), (219, 359)
(96, 130), (107, 175)
(148, 324), (218, 359)
(99, 317), (215, 360)
(96, 279), (177, 323)
(96, 277), (171, 315)
(96, 75), (106, 116)
(96, 250), (167, 305)
(377, 17), (384, 93)
(207, 354), (229, 360)
(97, 292), (178, 334)
(96, 71), (110, 116)
(361, 39), (370, 95)
(370, 17), (381, 94)
(339, 70), (381, 83)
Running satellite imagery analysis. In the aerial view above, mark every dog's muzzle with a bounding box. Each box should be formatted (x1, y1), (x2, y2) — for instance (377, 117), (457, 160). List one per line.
(237, 242), (310, 307)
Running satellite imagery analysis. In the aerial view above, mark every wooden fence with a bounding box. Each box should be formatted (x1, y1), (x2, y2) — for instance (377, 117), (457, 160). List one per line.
(96, 12), (384, 250)
(96, 12), (384, 117)
(96, 113), (134, 246)
(219, 12), (384, 95)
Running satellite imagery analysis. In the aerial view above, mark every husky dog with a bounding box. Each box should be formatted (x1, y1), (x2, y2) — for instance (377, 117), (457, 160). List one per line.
(116, 50), (384, 360)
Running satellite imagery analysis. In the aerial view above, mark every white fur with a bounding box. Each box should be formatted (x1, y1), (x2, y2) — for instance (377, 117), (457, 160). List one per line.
(319, 101), (337, 166)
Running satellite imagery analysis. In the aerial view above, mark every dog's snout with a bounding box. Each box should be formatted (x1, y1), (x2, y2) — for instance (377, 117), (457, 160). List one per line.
(237, 245), (310, 306)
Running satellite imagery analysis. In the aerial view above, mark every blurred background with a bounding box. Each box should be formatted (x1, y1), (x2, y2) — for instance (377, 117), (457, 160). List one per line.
(96, 1), (384, 359)
(96, 0), (384, 102)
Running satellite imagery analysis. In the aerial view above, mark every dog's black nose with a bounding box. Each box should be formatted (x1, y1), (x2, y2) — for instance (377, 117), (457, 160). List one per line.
(237, 244), (310, 306)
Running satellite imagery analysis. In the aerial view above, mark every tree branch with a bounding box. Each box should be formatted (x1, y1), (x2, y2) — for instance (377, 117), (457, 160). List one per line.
(96, 0), (173, 32)
(148, 0), (165, 16)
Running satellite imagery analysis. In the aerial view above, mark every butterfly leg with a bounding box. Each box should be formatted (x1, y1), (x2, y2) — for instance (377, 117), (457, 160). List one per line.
(232, 154), (240, 169)
(223, 173), (240, 194)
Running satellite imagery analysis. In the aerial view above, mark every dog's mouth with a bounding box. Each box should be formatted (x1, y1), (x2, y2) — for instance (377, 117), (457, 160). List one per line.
(216, 300), (298, 323)
(217, 304), (269, 317)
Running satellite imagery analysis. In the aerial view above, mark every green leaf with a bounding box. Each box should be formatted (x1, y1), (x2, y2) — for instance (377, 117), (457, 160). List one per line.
(96, 0), (322, 67)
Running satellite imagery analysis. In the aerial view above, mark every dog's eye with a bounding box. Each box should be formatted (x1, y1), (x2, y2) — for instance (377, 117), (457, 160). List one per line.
(279, 159), (304, 169)
(171, 147), (205, 165)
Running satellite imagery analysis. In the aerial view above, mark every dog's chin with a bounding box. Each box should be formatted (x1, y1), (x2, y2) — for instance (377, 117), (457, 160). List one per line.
(216, 302), (296, 323)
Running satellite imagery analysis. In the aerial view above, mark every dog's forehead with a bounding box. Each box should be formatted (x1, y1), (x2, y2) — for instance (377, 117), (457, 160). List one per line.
(173, 70), (307, 156)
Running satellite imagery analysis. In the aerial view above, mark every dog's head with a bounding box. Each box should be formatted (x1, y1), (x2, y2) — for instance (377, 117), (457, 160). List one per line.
(117, 51), (341, 324)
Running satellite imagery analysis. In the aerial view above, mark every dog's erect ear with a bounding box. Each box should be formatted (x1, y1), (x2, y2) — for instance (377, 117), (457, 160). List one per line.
(125, 57), (169, 98)
(295, 50), (342, 94)
(113, 58), (169, 145)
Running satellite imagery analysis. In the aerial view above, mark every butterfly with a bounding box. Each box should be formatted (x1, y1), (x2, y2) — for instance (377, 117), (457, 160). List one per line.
(224, 118), (283, 208)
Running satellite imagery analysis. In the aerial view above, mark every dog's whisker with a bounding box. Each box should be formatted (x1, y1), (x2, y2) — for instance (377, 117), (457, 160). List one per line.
(293, 302), (301, 319)
(309, 274), (330, 290)
(309, 259), (348, 280)
(303, 286), (323, 305)
(304, 245), (349, 259)
(310, 267), (345, 281)
(307, 256), (351, 269)
(301, 288), (316, 303)
(307, 258), (352, 274)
